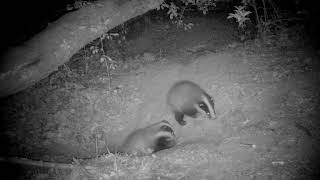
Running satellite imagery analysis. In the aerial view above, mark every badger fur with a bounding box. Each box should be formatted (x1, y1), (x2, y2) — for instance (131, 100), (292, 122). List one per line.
(166, 80), (216, 126)
(118, 120), (176, 156)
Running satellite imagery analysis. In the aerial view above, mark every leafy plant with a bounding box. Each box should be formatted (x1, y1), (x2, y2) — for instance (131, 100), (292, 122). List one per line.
(159, 0), (216, 29)
(242, 0), (282, 40)
(227, 5), (252, 41)
(227, 5), (252, 29)
(227, 0), (291, 42)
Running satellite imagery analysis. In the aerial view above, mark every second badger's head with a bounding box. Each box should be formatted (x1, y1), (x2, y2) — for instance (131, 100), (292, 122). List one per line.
(118, 120), (177, 156)
(152, 120), (176, 152)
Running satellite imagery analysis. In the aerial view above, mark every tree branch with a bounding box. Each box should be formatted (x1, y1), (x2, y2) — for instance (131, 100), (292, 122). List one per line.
(0, 0), (164, 98)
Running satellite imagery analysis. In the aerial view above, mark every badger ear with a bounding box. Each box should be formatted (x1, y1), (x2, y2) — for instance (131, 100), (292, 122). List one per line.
(160, 120), (170, 124)
(159, 125), (174, 134)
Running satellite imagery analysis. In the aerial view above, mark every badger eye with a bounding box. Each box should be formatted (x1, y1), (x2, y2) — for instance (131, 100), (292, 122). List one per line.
(199, 103), (210, 114)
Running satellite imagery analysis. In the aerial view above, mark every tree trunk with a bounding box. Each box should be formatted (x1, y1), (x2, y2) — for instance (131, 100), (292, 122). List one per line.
(0, 0), (163, 98)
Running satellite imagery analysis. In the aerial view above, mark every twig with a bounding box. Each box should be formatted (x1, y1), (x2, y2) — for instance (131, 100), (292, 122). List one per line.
(95, 135), (99, 156)
(268, 0), (279, 19)
(250, 1), (260, 26)
(239, 142), (256, 148)
(84, 48), (89, 74)
(262, 0), (267, 23)
(100, 36), (112, 91)
(105, 140), (118, 173)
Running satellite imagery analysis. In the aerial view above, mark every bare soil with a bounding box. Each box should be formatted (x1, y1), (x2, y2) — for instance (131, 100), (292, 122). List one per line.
(1, 12), (319, 179)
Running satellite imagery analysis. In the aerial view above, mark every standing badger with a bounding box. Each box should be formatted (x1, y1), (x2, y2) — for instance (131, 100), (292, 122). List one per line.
(118, 120), (176, 156)
(166, 80), (216, 126)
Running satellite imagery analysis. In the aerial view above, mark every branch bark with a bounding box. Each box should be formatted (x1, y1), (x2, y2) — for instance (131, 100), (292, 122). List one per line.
(0, 0), (163, 98)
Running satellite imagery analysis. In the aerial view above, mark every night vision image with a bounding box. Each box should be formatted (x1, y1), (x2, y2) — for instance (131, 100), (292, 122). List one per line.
(0, 0), (319, 179)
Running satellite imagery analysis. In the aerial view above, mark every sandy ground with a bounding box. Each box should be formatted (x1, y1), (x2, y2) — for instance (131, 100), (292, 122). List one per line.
(1, 13), (319, 179)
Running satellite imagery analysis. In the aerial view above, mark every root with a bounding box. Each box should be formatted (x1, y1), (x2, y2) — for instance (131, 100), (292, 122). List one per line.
(0, 156), (74, 170)
(0, 156), (101, 180)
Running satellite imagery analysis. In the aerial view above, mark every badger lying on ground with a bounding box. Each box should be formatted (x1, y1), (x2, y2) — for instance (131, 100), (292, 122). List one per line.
(118, 120), (176, 156)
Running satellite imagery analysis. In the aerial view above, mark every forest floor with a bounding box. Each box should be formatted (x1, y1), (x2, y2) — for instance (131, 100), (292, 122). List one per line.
(1, 11), (320, 180)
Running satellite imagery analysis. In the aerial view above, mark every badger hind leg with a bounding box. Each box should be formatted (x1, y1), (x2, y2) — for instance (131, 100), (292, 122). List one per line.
(174, 110), (186, 126)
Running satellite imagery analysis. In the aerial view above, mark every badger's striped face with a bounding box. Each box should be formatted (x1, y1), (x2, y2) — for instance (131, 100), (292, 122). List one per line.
(200, 94), (216, 119)
(119, 120), (177, 156)
(152, 122), (176, 153)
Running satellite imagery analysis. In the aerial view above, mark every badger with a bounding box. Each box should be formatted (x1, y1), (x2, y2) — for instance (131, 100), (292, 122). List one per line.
(118, 120), (176, 156)
(166, 80), (216, 126)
